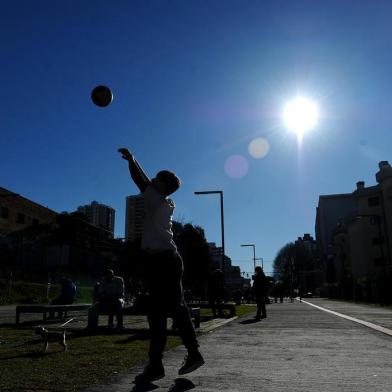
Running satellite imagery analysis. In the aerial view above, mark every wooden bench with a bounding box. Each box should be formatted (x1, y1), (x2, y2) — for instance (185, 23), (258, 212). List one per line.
(123, 306), (200, 328)
(75, 304), (200, 329)
(15, 304), (91, 324)
(187, 302), (236, 318)
(16, 303), (201, 329)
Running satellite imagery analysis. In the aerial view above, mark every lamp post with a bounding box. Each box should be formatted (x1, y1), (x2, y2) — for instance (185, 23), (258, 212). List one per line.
(194, 191), (225, 272)
(241, 244), (256, 271)
(255, 257), (264, 269)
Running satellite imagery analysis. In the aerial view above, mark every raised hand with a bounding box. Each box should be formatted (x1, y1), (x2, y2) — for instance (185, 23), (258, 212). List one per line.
(118, 148), (133, 161)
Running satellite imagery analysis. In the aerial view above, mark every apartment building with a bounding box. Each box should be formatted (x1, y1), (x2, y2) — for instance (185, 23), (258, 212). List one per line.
(125, 194), (145, 241)
(77, 201), (115, 237)
(316, 161), (392, 301)
(0, 187), (57, 235)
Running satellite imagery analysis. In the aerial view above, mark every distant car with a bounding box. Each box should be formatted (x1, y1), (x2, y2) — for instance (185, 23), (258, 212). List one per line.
(303, 292), (313, 298)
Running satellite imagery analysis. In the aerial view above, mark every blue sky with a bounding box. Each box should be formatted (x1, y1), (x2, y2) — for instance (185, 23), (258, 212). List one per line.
(2, 0), (392, 275)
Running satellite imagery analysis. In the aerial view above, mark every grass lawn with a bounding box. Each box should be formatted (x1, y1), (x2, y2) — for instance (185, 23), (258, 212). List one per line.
(199, 304), (256, 319)
(0, 325), (181, 391)
(0, 279), (94, 305)
(0, 304), (255, 391)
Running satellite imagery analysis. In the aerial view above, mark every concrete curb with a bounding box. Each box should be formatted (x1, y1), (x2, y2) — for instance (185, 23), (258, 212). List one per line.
(301, 299), (392, 337)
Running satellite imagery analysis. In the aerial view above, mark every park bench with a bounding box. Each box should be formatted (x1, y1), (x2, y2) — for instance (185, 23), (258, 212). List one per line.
(187, 301), (236, 318)
(16, 303), (201, 329)
(101, 305), (201, 329)
(15, 304), (91, 324)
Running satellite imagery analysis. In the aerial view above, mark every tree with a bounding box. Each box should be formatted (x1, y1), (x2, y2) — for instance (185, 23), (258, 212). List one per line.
(273, 241), (315, 295)
(172, 222), (212, 296)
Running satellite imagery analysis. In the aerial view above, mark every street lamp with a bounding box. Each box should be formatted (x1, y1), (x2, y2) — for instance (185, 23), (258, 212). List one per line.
(255, 257), (264, 269)
(241, 244), (256, 270)
(194, 190), (225, 272)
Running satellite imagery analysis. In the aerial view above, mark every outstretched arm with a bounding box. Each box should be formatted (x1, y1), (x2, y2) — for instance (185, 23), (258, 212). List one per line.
(118, 148), (151, 193)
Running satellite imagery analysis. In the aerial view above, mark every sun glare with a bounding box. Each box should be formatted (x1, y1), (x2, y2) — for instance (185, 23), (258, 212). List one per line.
(283, 97), (319, 137)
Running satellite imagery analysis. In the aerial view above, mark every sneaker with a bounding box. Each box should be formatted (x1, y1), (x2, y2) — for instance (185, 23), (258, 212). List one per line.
(135, 363), (165, 383)
(178, 352), (205, 375)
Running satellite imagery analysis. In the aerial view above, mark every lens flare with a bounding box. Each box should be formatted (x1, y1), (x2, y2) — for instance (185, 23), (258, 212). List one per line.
(224, 155), (249, 179)
(248, 138), (270, 159)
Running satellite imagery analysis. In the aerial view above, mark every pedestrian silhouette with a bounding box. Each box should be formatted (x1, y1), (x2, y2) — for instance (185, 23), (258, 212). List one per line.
(207, 266), (224, 318)
(252, 266), (268, 321)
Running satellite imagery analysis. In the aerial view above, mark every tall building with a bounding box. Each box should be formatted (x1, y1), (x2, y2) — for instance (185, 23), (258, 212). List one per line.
(315, 193), (357, 264)
(77, 201), (115, 237)
(315, 161), (392, 301)
(294, 233), (322, 293)
(125, 194), (145, 241)
(207, 242), (224, 270)
(0, 187), (57, 235)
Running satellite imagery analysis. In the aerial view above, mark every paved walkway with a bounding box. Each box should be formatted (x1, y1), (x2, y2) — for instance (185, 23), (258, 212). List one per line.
(84, 298), (392, 392)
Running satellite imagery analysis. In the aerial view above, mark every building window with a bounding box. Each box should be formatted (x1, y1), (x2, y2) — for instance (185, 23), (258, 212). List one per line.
(372, 237), (384, 246)
(16, 213), (25, 224)
(368, 197), (380, 207)
(32, 218), (39, 226)
(1, 207), (9, 219)
(374, 257), (384, 267)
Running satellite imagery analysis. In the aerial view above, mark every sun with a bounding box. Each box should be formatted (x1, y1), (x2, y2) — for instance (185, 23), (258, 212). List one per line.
(283, 96), (319, 138)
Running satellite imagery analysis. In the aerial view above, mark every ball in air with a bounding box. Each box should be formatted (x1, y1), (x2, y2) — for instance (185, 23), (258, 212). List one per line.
(91, 85), (113, 107)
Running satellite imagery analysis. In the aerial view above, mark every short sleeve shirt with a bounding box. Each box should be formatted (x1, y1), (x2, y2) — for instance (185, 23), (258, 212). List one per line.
(141, 185), (177, 251)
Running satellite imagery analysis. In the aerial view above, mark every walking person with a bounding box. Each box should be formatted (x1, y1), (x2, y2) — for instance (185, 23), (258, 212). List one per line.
(118, 148), (204, 382)
(252, 266), (268, 321)
(207, 266), (224, 318)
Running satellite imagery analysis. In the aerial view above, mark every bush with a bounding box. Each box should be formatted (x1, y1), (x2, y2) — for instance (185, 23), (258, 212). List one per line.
(0, 279), (93, 304)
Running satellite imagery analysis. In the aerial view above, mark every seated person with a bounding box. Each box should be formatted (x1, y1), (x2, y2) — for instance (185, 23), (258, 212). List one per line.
(87, 269), (125, 331)
(49, 277), (77, 318)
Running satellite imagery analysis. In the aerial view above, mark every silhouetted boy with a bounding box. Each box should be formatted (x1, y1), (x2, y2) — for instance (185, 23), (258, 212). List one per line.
(119, 148), (204, 382)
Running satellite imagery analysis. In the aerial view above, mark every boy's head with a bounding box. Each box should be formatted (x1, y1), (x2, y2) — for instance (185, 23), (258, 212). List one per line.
(153, 170), (181, 196)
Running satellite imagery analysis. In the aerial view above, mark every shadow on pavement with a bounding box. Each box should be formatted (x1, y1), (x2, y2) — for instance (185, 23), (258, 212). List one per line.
(168, 378), (195, 391)
(131, 380), (159, 391)
(115, 330), (150, 344)
(0, 350), (59, 360)
(239, 318), (260, 324)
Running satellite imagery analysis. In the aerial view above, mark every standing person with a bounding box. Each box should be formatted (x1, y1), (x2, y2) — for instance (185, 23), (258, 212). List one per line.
(252, 266), (268, 321)
(207, 266), (224, 318)
(118, 148), (204, 382)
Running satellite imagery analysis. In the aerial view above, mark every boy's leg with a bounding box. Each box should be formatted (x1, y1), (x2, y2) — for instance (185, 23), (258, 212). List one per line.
(144, 253), (168, 366)
(136, 303), (166, 382)
(147, 305), (167, 363)
(135, 254), (166, 383)
(164, 252), (204, 374)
